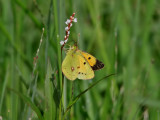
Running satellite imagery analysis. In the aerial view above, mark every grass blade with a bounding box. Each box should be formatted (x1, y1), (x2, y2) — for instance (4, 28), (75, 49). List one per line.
(63, 74), (115, 119)
(44, 60), (56, 120)
(9, 88), (44, 120)
(0, 64), (10, 113)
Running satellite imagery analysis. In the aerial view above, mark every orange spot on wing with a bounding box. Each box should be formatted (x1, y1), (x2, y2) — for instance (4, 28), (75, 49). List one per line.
(71, 67), (74, 71)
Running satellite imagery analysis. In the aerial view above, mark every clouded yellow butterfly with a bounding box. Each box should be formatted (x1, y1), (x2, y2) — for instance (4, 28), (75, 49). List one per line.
(62, 46), (104, 80)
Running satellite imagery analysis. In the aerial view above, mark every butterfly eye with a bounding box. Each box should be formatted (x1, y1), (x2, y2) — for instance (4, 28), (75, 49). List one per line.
(84, 62), (86, 65)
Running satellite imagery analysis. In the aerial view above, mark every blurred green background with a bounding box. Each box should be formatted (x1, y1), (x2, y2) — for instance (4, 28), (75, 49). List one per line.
(0, 0), (160, 120)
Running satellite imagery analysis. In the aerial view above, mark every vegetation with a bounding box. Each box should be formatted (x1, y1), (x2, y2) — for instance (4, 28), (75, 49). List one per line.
(0, 0), (160, 119)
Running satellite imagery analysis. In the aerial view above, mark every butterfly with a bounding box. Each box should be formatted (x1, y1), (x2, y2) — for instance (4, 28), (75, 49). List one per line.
(62, 45), (104, 80)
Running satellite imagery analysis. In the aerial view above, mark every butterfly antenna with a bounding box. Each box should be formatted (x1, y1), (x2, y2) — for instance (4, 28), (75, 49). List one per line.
(73, 33), (80, 49)
(77, 33), (80, 45)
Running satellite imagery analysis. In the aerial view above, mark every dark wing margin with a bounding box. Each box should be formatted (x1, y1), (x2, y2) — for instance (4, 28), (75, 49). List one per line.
(91, 59), (104, 70)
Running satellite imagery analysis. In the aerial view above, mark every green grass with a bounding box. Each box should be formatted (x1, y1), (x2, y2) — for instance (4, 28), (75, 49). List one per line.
(0, 0), (160, 120)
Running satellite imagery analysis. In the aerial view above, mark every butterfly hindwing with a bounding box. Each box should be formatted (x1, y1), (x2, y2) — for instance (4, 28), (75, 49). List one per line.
(79, 51), (104, 70)
(62, 48), (79, 80)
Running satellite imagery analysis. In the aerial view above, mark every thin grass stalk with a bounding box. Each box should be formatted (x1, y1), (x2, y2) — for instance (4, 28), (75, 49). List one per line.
(24, 28), (44, 119)
(59, 0), (66, 112)
(0, 64), (10, 113)
(46, 0), (53, 71)
(53, 0), (63, 119)
(110, 1), (121, 118)
(10, 0), (18, 119)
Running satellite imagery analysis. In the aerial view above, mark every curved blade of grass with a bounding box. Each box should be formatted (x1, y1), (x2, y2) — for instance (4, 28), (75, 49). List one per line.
(0, 22), (32, 70)
(26, 72), (39, 119)
(15, 0), (43, 29)
(0, 64), (10, 113)
(52, 0), (63, 119)
(44, 60), (55, 120)
(63, 74), (115, 119)
(9, 88), (44, 120)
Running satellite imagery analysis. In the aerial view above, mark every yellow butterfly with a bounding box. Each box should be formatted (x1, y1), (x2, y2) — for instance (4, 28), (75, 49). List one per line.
(62, 46), (104, 80)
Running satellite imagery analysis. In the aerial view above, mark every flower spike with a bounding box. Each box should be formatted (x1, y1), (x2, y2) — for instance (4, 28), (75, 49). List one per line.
(60, 13), (77, 47)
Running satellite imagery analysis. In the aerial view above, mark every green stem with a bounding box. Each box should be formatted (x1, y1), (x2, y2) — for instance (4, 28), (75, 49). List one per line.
(53, 0), (63, 119)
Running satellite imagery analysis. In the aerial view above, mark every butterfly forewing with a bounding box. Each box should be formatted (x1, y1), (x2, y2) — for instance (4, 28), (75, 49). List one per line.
(76, 51), (94, 80)
(79, 51), (104, 70)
